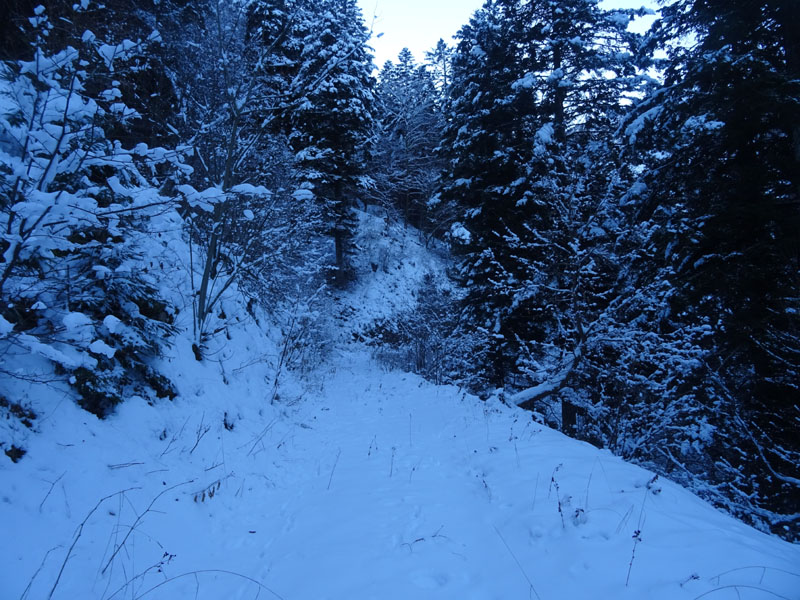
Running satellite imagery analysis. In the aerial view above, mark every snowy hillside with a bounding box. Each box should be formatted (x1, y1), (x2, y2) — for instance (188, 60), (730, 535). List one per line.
(1, 215), (798, 600)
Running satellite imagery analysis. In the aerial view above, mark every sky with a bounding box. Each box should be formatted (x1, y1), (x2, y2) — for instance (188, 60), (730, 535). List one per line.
(357, 0), (484, 67)
(357, 0), (659, 69)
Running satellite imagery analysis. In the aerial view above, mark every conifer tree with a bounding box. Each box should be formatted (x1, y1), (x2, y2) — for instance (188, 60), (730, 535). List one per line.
(505, 0), (647, 422)
(621, 0), (800, 536)
(283, 0), (376, 285)
(425, 39), (455, 118)
(443, 0), (643, 391)
(440, 0), (536, 387)
(372, 49), (446, 234)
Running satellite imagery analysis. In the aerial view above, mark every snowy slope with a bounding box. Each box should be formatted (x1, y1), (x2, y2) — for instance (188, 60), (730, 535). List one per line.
(1, 215), (799, 600)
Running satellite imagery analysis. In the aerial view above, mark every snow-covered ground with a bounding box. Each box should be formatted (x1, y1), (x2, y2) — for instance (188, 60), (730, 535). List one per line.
(2, 214), (799, 600)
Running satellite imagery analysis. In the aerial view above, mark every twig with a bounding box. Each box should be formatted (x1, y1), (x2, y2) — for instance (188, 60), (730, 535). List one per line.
(709, 565), (800, 586)
(327, 449), (341, 491)
(693, 586), (792, 600)
(549, 466), (565, 529)
(108, 462), (145, 470)
(189, 413), (210, 454)
(493, 525), (542, 600)
(103, 555), (175, 600)
(245, 417), (278, 457)
(160, 416), (190, 457)
(409, 460), (421, 483)
(47, 487), (141, 600)
(615, 504), (635, 534)
(101, 481), (193, 575)
(39, 472), (66, 512)
(626, 489), (648, 587)
(19, 546), (59, 600)
(626, 528), (641, 587)
(133, 569), (285, 600)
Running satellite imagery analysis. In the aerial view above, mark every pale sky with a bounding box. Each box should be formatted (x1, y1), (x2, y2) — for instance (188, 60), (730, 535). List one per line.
(358, 0), (484, 68)
(357, 0), (658, 69)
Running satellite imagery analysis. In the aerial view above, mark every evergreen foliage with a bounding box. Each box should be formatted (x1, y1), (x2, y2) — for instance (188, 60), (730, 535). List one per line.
(282, 0), (376, 286)
(0, 4), (184, 416)
(436, 0), (798, 537)
(615, 0), (800, 536)
(371, 49), (448, 237)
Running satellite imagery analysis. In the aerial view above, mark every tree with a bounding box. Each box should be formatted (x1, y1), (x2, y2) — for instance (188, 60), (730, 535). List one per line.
(425, 38), (455, 118)
(440, 0), (537, 387)
(371, 49), (447, 236)
(283, 0), (376, 285)
(505, 0), (648, 426)
(443, 0), (644, 392)
(616, 0), (800, 537)
(175, 0), (324, 352)
(0, 4), (186, 415)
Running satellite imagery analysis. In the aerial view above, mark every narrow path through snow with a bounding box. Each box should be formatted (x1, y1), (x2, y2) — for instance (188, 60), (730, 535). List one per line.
(203, 351), (800, 600)
(2, 350), (799, 600)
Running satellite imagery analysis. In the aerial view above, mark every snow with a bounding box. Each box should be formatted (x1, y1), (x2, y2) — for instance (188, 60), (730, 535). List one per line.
(97, 40), (139, 70)
(2, 341), (798, 599)
(292, 188), (315, 201)
(177, 184), (227, 211)
(536, 123), (555, 145)
(103, 315), (122, 333)
(0, 315), (13, 337)
(89, 339), (116, 358)
(1, 213), (798, 600)
(230, 183), (271, 197)
(625, 106), (662, 143)
(62, 311), (93, 335)
(450, 222), (472, 244)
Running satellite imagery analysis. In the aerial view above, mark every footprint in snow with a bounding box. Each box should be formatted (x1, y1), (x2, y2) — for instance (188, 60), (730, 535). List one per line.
(411, 571), (449, 589)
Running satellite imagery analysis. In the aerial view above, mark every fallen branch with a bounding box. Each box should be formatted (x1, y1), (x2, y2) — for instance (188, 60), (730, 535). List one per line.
(511, 349), (581, 409)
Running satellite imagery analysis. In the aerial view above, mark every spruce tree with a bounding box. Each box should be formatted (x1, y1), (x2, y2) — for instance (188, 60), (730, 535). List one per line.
(443, 0), (644, 393)
(506, 0), (647, 425)
(284, 0), (376, 285)
(372, 49), (445, 234)
(622, 0), (800, 537)
(440, 0), (535, 387)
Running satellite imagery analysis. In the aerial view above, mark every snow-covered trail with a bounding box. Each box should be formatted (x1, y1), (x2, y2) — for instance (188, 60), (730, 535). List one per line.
(2, 349), (799, 600)
(241, 352), (800, 600)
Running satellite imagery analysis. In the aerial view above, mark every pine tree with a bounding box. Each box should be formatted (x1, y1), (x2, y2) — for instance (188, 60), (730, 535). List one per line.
(371, 49), (446, 235)
(621, 0), (800, 537)
(283, 0), (376, 285)
(440, 0), (536, 387)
